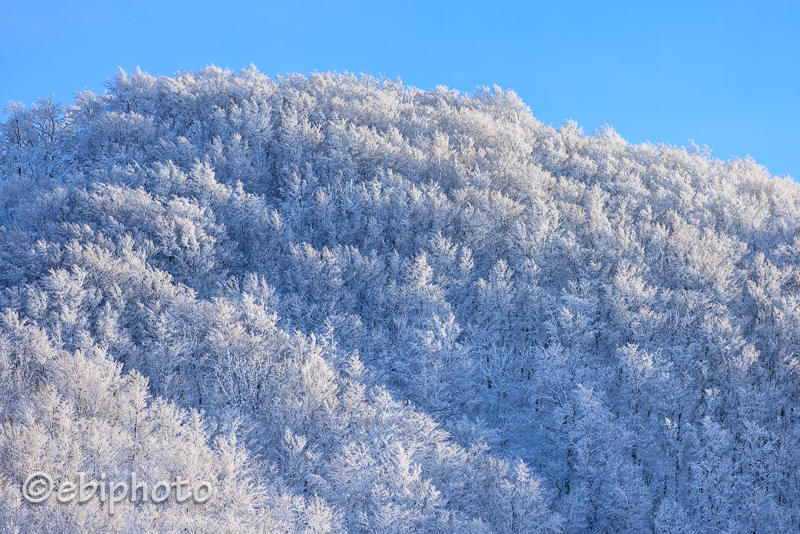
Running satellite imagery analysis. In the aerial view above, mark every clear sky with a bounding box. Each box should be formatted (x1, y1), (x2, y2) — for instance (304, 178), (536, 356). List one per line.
(3, 0), (798, 179)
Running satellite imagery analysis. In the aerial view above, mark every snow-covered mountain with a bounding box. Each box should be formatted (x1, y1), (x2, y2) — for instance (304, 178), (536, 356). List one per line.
(2, 67), (799, 533)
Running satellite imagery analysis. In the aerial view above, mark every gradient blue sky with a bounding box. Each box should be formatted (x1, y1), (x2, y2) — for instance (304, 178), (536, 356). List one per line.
(3, 1), (798, 179)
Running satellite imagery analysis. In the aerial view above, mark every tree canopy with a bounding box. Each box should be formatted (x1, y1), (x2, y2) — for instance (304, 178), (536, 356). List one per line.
(2, 66), (799, 533)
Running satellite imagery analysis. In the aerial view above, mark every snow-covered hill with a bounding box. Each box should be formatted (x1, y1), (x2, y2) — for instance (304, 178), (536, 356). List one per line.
(2, 67), (799, 533)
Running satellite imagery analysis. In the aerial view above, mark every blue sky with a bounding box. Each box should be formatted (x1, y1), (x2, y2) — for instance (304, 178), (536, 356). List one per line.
(3, 1), (798, 179)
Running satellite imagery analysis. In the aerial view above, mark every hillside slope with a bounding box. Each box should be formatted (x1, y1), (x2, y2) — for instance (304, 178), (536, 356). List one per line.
(2, 67), (799, 533)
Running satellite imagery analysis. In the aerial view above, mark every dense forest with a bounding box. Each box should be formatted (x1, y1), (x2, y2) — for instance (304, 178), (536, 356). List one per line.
(1, 66), (799, 533)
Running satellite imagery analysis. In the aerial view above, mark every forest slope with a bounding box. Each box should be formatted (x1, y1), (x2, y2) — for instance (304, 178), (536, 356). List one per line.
(1, 67), (799, 533)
